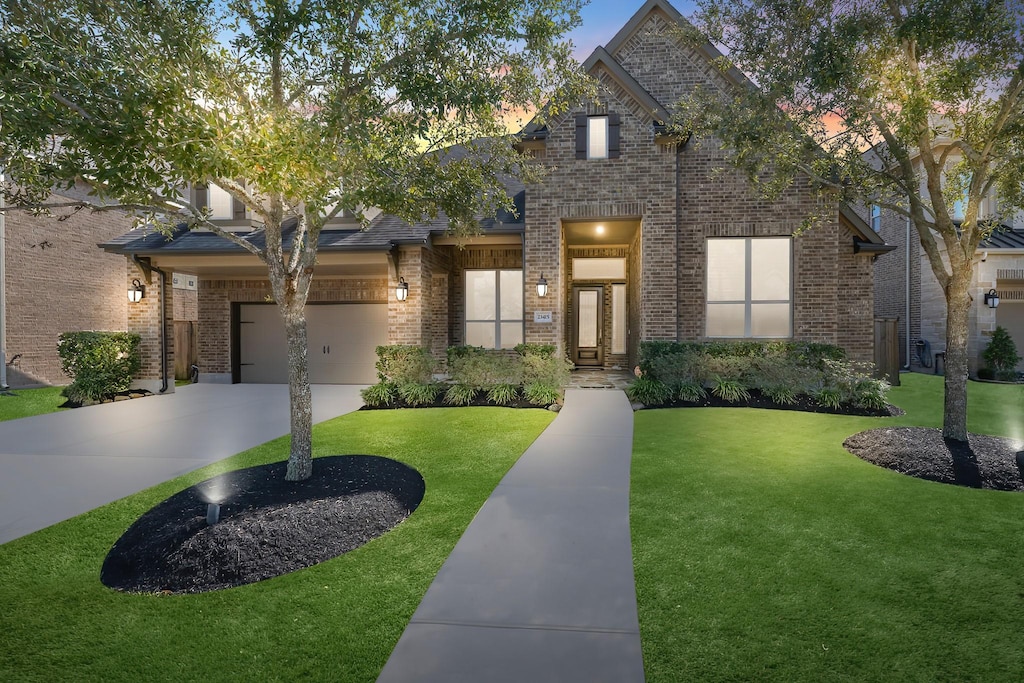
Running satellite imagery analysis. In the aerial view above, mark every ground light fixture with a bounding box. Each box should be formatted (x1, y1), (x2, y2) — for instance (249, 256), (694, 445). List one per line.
(984, 289), (1000, 309)
(396, 277), (409, 302)
(537, 274), (548, 297)
(128, 278), (145, 303)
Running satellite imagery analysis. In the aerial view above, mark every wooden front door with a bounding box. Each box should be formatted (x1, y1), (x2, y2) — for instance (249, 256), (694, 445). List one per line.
(572, 285), (604, 366)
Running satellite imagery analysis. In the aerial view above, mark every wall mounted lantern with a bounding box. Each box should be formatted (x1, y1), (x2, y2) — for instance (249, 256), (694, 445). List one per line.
(128, 278), (145, 303)
(396, 277), (409, 302)
(537, 274), (548, 298)
(984, 288), (1000, 309)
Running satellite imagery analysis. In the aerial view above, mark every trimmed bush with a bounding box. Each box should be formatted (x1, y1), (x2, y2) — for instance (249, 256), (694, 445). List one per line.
(397, 382), (441, 407)
(524, 382), (561, 406)
(448, 350), (522, 390)
(444, 383), (477, 406)
(627, 376), (672, 405)
(487, 383), (520, 405)
(514, 343), (558, 358)
(374, 345), (435, 384)
(361, 382), (396, 407)
(57, 331), (141, 403)
(982, 327), (1021, 381)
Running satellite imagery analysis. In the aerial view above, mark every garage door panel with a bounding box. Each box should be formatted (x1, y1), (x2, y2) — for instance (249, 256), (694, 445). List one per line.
(240, 303), (386, 384)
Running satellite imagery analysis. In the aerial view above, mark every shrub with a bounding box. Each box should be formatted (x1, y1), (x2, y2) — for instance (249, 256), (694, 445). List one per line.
(982, 327), (1021, 381)
(487, 383), (520, 405)
(449, 350), (522, 390)
(374, 345), (435, 384)
(361, 382), (396, 407)
(398, 382), (441, 406)
(677, 382), (707, 403)
(521, 353), (573, 388)
(711, 376), (750, 403)
(649, 350), (704, 389)
(703, 356), (754, 384)
(627, 376), (671, 405)
(514, 343), (557, 358)
(763, 384), (798, 405)
(820, 359), (890, 409)
(57, 331), (141, 403)
(444, 383), (477, 406)
(815, 388), (843, 410)
(524, 382), (561, 406)
(446, 345), (485, 367)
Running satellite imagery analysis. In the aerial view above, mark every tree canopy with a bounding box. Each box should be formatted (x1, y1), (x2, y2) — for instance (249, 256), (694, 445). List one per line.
(678, 0), (1024, 440)
(0, 0), (587, 478)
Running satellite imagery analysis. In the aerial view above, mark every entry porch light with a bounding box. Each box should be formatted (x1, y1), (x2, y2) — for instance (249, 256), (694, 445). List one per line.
(537, 274), (548, 297)
(396, 277), (409, 302)
(984, 288), (1000, 309)
(128, 278), (145, 303)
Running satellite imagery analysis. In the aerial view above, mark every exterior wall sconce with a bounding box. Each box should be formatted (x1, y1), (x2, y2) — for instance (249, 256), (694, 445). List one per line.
(984, 289), (1000, 309)
(537, 274), (548, 297)
(396, 277), (409, 302)
(128, 278), (145, 303)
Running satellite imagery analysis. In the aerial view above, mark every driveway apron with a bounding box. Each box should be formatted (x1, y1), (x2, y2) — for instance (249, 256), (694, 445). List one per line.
(0, 384), (365, 544)
(378, 388), (643, 683)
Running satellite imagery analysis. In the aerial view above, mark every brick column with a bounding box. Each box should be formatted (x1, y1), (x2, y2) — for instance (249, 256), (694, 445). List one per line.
(524, 215), (562, 352)
(387, 246), (430, 346)
(126, 260), (174, 393)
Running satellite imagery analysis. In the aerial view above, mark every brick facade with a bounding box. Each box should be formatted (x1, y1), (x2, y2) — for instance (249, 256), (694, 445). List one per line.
(126, 262), (175, 392)
(3, 195), (133, 387)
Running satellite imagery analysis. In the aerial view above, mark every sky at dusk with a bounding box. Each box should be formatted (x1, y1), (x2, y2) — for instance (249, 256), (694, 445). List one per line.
(568, 0), (698, 60)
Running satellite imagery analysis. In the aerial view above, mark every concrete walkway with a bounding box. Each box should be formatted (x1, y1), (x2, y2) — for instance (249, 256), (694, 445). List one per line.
(0, 383), (365, 544)
(378, 388), (643, 683)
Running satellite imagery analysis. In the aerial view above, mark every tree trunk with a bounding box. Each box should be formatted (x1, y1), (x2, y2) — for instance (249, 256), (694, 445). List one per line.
(282, 300), (313, 481)
(942, 267), (973, 442)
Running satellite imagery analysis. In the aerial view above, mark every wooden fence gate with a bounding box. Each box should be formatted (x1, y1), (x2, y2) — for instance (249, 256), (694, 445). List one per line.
(174, 321), (198, 381)
(874, 317), (900, 386)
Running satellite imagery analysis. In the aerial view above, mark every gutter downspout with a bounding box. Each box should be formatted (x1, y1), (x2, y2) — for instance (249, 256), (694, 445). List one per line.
(0, 177), (7, 390)
(904, 214), (911, 370)
(131, 254), (169, 393)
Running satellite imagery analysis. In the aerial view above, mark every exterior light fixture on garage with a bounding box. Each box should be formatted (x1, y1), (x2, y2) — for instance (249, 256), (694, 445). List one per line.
(984, 289), (1000, 309)
(396, 277), (409, 302)
(537, 274), (548, 297)
(128, 278), (145, 303)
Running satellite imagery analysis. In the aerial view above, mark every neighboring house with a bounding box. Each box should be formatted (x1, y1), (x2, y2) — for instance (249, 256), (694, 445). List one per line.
(101, 0), (891, 389)
(873, 204), (1024, 375)
(2, 187), (134, 388)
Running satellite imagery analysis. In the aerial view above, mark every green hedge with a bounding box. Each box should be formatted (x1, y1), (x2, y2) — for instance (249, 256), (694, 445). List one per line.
(57, 331), (141, 403)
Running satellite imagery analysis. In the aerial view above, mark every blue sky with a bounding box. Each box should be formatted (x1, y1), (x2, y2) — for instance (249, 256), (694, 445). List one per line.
(568, 0), (698, 60)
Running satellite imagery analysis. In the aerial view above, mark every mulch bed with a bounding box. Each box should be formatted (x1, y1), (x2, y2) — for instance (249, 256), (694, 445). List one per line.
(844, 427), (1024, 491)
(101, 455), (425, 594)
(360, 394), (554, 411)
(639, 389), (903, 417)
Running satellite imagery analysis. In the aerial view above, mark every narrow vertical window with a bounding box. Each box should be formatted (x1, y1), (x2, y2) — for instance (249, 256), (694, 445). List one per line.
(588, 116), (608, 159)
(870, 205), (881, 232)
(611, 284), (626, 354)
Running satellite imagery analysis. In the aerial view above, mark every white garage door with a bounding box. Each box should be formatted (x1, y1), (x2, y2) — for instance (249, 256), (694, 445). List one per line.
(996, 301), (1024, 372)
(239, 304), (387, 383)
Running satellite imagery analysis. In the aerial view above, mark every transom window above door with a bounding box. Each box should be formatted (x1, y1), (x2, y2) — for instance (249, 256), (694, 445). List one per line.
(465, 269), (523, 349)
(706, 237), (792, 338)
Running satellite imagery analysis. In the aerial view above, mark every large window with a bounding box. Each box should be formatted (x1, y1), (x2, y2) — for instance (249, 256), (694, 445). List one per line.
(706, 237), (791, 338)
(465, 270), (523, 349)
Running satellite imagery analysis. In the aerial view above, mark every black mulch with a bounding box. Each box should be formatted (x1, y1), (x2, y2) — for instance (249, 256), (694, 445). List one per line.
(101, 455), (425, 594)
(641, 389), (903, 417)
(844, 427), (1024, 491)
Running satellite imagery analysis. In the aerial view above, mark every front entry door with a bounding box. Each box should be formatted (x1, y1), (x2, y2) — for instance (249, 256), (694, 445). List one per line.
(572, 285), (604, 367)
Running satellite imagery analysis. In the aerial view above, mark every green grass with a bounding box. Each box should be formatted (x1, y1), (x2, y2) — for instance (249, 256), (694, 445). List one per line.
(0, 407), (553, 682)
(632, 373), (1024, 682)
(0, 386), (68, 422)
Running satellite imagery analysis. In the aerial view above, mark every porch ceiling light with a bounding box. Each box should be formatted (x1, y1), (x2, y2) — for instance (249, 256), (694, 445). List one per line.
(984, 288), (1000, 309)
(537, 274), (548, 297)
(128, 278), (145, 303)
(595, 224), (605, 235)
(396, 277), (409, 302)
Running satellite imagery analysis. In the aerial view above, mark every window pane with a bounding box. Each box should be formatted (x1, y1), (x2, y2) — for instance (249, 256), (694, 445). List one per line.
(208, 183), (233, 219)
(499, 270), (523, 320)
(573, 258), (626, 280)
(706, 239), (746, 301)
(751, 304), (791, 337)
(465, 271), (496, 320)
(612, 284), (626, 354)
(578, 290), (599, 347)
(706, 303), (745, 337)
(500, 323), (523, 349)
(588, 117), (608, 159)
(750, 239), (790, 301)
(466, 322), (495, 348)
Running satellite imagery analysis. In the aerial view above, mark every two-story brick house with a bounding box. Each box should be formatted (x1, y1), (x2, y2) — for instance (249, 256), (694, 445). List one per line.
(102, 0), (890, 389)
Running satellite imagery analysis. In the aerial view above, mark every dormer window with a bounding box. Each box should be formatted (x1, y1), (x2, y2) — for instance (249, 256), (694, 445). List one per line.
(870, 205), (881, 232)
(575, 113), (621, 160)
(588, 116), (608, 159)
(208, 183), (233, 220)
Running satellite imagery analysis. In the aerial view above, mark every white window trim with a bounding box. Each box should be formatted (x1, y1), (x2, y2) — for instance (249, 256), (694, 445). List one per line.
(464, 269), (524, 350)
(706, 237), (792, 339)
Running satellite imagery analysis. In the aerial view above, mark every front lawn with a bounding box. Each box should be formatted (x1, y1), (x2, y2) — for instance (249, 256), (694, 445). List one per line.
(0, 386), (68, 422)
(0, 407), (553, 682)
(632, 373), (1024, 682)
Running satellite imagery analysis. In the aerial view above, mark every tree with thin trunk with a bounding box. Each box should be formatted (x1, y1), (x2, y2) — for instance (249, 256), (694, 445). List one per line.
(676, 0), (1024, 441)
(0, 0), (587, 479)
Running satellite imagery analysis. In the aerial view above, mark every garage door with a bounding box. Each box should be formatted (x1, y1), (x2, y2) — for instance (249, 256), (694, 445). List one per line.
(239, 304), (387, 383)
(996, 301), (1024, 372)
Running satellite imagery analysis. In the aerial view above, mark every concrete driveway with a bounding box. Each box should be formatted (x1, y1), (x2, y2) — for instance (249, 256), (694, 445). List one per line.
(0, 383), (365, 544)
